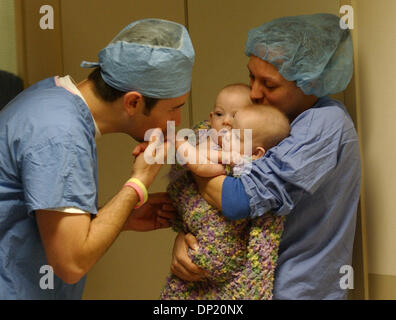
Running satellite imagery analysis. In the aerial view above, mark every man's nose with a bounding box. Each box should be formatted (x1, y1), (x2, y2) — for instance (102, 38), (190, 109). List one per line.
(250, 81), (265, 104)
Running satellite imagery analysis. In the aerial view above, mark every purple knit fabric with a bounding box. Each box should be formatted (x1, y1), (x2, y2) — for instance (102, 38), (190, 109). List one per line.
(160, 121), (284, 300)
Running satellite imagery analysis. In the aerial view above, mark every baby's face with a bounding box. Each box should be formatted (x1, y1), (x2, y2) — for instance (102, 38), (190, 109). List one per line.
(228, 110), (265, 159)
(210, 90), (251, 133)
(214, 110), (255, 158)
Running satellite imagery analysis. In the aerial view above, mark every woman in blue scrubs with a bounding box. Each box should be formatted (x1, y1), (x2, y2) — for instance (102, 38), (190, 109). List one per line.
(169, 14), (361, 300)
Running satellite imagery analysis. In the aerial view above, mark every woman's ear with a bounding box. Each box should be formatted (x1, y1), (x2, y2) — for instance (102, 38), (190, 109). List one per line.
(252, 146), (266, 160)
(123, 91), (143, 116)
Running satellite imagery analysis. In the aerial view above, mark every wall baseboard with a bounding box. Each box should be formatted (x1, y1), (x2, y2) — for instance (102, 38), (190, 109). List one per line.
(368, 273), (396, 300)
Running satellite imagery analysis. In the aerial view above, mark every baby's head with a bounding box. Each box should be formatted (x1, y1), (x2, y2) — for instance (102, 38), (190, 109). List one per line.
(210, 83), (252, 132)
(208, 83), (290, 160)
(230, 104), (290, 160)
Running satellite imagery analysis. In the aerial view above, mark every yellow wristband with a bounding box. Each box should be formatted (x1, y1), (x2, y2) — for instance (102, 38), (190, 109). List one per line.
(127, 178), (148, 204)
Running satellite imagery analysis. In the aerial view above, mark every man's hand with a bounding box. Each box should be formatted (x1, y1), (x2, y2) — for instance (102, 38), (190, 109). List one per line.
(132, 142), (148, 157)
(131, 129), (170, 187)
(170, 232), (209, 281)
(123, 192), (176, 232)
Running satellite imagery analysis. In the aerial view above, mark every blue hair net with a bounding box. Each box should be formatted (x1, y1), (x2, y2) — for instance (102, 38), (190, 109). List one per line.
(245, 13), (353, 97)
(81, 19), (195, 98)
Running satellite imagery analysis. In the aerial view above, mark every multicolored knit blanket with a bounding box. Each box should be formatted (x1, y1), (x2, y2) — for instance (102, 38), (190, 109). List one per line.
(160, 121), (284, 300)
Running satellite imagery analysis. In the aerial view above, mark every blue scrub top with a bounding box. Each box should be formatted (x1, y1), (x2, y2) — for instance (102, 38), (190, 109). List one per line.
(0, 77), (98, 299)
(222, 97), (361, 299)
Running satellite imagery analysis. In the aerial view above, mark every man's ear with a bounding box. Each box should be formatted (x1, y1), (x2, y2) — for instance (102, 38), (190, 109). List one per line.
(252, 146), (266, 160)
(123, 91), (144, 116)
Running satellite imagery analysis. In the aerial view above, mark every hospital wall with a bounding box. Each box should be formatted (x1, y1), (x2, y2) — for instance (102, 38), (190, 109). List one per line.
(9, 0), (396, 299)
(349, 0), (396, 299)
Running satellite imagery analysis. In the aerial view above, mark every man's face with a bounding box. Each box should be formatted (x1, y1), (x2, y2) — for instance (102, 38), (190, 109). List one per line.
(130, 92), (189, 142)
(247, 56), (315, 121)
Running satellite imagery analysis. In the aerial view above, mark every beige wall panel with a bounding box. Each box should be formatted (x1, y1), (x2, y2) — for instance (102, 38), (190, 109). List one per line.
(187, 0), (340, 124)
(58, 0), (188, 299)
(0, 0), (17, 74)
(17, 0), (63, 86)
(342, 0), (369, 299)
(353, 0), (396, 279)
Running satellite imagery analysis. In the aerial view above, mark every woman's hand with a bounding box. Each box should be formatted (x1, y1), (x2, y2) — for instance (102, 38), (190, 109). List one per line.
(191, 173), (225, 211)
(170, 232), (209, 281)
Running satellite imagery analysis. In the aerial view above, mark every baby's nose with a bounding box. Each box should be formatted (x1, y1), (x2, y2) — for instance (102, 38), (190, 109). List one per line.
(222, 116), (233, 128)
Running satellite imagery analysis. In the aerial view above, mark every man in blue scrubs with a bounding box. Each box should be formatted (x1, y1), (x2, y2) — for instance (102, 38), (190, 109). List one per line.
(169, 14), (361, 299)
(0, 19), (195, 299)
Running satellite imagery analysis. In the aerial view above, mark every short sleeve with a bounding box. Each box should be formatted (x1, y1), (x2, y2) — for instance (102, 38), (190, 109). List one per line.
(22, 133), (98, 215)
(240, 104), (350, 218)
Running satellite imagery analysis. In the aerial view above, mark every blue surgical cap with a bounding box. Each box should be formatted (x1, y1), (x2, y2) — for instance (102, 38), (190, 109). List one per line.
(81, 18), (195, 99)
(245, 13), (353, 97)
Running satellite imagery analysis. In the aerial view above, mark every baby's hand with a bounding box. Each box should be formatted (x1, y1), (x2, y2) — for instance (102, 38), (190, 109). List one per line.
(175, 139), (226, 177)
(215, 149), (244, 167)
(208, 129), (245, 166)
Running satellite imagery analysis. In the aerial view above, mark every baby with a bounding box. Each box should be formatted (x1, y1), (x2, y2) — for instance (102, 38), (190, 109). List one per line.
(160, 84), (290, 300)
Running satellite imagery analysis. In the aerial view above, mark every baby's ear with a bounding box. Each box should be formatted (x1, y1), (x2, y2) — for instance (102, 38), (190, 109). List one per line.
(252, 146), (266, 160)
(209, 112), (214, 121)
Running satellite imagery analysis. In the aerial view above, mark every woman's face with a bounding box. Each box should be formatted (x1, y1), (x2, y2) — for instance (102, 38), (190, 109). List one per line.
(247, 55), (317, 121)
